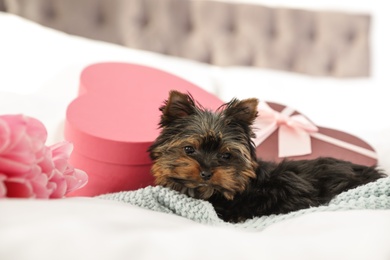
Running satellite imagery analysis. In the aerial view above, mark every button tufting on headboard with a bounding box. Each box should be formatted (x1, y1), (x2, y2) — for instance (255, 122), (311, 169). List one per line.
(0, 0), (5, 11)
(3, 0), (371, 77)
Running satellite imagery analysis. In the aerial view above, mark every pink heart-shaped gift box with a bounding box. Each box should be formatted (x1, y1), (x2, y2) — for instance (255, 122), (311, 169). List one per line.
(254, 102), (378, 166)
(65, 62), (222, 196)
(65, 62), (378, 197)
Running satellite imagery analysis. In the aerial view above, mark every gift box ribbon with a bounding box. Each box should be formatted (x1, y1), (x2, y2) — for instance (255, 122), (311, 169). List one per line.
(253, 101), (378, 159)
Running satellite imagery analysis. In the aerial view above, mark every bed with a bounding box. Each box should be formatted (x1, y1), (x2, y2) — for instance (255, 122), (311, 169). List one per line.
(1, 0), (390, 259)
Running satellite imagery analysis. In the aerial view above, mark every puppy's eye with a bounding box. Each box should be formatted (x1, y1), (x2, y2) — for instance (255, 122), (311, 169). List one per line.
(184, 146), (195, 155)
(220, 153), (231, 160)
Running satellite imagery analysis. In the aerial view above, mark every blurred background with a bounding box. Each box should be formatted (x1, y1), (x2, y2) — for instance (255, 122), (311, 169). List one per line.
(1, 0), (388, 80)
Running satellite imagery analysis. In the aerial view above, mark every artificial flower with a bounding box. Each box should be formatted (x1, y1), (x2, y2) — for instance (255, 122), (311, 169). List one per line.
(0, 114), (88, 198)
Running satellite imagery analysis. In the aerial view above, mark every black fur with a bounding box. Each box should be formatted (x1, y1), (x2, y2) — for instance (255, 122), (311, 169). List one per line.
(209, 157), (384, 222)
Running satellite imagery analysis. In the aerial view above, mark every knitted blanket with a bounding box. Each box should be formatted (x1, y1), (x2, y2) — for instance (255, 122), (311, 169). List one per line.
(98, 176), (390, 231)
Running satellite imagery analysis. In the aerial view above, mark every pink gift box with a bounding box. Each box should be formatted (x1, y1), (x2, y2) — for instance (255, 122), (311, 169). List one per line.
(64, 62), (222, 196)
(254, 102), (378, 166)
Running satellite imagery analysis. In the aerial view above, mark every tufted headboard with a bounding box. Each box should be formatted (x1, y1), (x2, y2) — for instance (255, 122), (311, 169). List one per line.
(3, 0), (371, 77)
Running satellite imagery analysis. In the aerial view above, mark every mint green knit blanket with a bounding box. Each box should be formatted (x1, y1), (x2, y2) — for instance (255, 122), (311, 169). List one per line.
(98, 176), (390, 231)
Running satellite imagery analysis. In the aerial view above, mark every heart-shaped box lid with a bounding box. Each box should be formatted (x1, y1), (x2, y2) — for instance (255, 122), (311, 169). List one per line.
(254, 102), (378, 166)
(65, 62), (223, 165)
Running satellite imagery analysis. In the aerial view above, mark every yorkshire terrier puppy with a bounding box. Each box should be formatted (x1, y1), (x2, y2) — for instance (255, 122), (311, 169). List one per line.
(148, 90), (386, 223)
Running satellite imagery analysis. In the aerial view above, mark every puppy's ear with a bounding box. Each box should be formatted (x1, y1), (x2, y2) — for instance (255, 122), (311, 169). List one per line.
(159, 90), (196, 126)
(223, 98), (258, 125)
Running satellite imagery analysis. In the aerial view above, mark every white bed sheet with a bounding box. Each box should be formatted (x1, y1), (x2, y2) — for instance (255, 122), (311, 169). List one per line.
(1, 11), (390, 260)
(1, 198), (390, 260)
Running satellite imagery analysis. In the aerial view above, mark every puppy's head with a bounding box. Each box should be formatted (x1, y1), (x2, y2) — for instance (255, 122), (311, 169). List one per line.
(148, 90), (258, 200)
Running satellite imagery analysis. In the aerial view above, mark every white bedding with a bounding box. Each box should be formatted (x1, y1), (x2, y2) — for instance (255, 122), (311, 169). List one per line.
(1, 11), (390, 260)
(1, 198), (390, 260)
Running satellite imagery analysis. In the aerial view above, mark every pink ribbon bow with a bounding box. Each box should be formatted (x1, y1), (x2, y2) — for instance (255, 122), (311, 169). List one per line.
(253, 102), (318, 157)
(253, 102), (378, 159)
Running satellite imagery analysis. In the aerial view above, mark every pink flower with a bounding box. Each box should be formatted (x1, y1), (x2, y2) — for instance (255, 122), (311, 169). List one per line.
(0, 114), (88, 198)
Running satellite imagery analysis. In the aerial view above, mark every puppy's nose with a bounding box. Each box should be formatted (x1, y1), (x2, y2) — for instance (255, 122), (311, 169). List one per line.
(200, 171), (212, 180)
